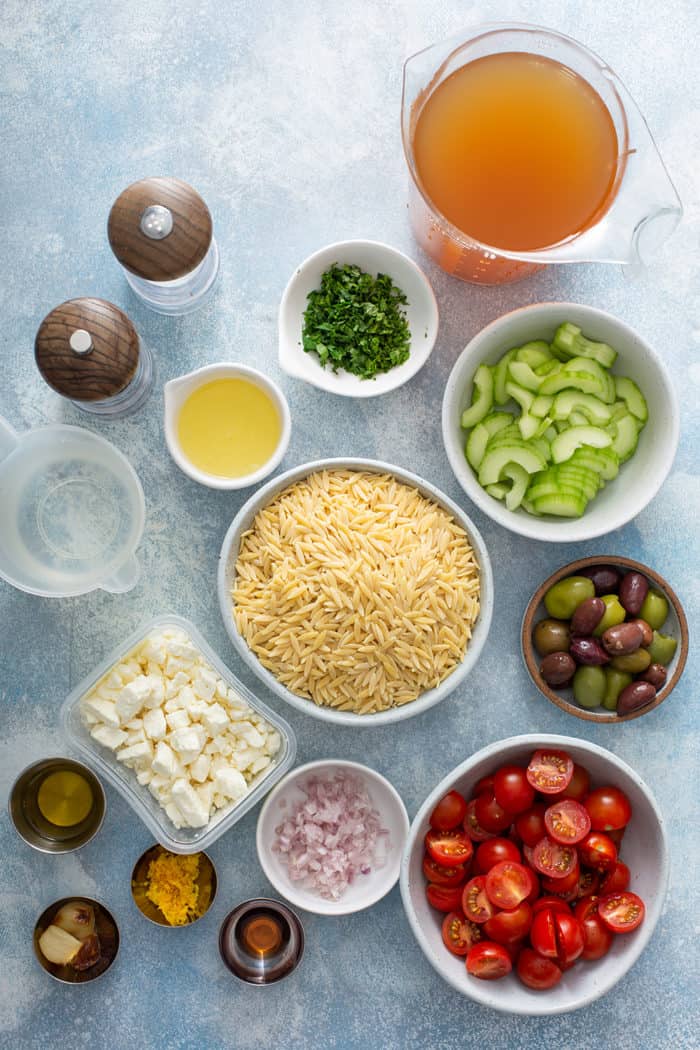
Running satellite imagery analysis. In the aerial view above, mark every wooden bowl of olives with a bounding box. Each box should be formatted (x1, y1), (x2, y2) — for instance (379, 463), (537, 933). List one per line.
(522, 556), (688, 722)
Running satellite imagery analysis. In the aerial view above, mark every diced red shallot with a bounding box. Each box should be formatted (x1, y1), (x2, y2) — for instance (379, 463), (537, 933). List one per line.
(272, 772), (389, 900)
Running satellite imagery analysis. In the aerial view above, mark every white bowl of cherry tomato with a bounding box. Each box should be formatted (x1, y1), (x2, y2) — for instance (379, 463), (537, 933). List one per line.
(399, 735), (668, 1015)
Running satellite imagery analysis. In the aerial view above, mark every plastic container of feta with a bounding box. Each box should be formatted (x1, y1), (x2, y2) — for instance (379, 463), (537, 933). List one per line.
(60, 615), (297, 854)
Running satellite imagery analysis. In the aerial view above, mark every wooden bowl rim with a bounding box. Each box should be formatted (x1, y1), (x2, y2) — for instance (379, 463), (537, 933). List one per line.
(521, 555), (689, 723)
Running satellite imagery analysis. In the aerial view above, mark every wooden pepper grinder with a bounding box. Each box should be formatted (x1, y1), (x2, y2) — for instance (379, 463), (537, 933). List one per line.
(107, 177), (220, 314)
(34, 298), (153, 416)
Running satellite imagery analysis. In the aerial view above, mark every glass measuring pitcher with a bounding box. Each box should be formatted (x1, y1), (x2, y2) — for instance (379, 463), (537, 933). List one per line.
(402, 23), (682, 285)
(0, 416), (145, 597)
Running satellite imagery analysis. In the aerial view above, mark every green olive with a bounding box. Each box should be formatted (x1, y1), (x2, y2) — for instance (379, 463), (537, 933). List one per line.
(647, 631), (678, 666)
(602, 668), (633, 711)
(638, 590), (669, 631)
(593, 595), (626, 637)
(609, 649), (652, 674)
(544, 576), (595, 620)
(572, 665), (606, 709)
(534, 619), (571, 657)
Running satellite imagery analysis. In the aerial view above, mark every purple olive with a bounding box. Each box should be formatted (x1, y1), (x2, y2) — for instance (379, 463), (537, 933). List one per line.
(617, 680), (657, 716)
(579, 565), (622, 596)
(619, 571), (650, 617)
(628, 618), (653, 647)
(540, 651), (576, 687)
(642, 663), (668, 691)
(571, 596), (605, 636)
(601, 622), (644, 656)
(569, 636), (610, 666)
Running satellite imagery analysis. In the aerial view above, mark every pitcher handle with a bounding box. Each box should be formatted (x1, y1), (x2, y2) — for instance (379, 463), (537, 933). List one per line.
(100, 553), (141, 594)
(0, 416), (19, 464)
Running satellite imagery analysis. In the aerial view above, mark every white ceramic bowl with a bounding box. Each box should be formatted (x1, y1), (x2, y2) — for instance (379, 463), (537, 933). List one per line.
(442, 303), (679, 542)
(256, 760), (409, 915)
(163, 362), (291, 490)
(400, 734), (669, 1016)
(217, 458), (493, 727)
(278, 240), (439, 397)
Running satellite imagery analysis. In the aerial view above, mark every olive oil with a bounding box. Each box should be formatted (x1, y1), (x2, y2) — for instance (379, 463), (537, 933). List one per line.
(37, 770), (93, 827)
(177, 378), (281, 478)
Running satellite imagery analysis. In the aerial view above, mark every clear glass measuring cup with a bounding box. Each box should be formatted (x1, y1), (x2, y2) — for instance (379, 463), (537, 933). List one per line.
(0, 416), (145, 597)
(401, 23), (682, 285)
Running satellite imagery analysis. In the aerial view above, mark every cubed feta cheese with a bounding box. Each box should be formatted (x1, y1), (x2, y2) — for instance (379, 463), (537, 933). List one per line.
(142, 674), (165, 709)
(143, 707), (167, 741)
(165, 671), (191, 700)
(242, 726), (265, 749)
(189, 754), (211, 783)
(125, 728), (147, 745)
(116, 676), (153, 723)
(250, 755), (272, 774)
(136, 769), (153, 786)
(166, 709), (190, 731)
(116, 740), (153, 767)
(152, 741), (181, 778)
(170, 725), (206, 764)
(214, 766), (248, 801)
(171, 779), (209, 827)
(165, 801), (185, 829)
(90, 724), (128, 750)
(193, 667), (218, 701)
(81, 696), (120, 728)
(195, 782), (213, 814)
(202, 702), (229, 736)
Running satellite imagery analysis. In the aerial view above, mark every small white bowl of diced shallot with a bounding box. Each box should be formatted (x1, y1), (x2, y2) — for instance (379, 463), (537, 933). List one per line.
(256, 760), (409, 916)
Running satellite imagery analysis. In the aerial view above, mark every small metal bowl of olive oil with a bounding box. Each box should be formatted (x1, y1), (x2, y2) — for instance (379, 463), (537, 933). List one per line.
(9, 757), (105, 854)
(130, 844), (218, 927)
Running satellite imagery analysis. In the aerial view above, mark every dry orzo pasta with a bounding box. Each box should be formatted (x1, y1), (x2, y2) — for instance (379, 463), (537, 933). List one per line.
(231, 470), (480, 714)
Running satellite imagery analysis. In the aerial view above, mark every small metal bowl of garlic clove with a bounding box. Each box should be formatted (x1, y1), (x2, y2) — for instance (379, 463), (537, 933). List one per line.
(130, 844), (217, 927)
(33, 897), (120, 984)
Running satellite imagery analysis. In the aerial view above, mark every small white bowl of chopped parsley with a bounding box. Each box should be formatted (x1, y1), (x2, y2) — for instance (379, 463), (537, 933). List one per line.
(278, 240), (439, 397)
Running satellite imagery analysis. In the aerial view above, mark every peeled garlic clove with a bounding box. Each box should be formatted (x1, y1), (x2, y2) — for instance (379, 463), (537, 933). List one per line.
(54, 901), (96, 940)
(71, 933), (101, 971)
(38, 924), (82, 965)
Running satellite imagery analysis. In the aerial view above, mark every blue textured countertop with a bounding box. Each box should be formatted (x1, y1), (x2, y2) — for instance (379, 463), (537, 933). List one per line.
(1, 1), (698, 1047)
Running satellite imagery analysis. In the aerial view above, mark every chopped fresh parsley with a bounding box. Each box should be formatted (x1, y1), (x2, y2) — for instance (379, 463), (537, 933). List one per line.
(301, 263), (411, 380)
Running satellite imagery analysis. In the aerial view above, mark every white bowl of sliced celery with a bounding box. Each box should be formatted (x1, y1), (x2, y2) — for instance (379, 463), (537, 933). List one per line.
(442, 303), (679, 542)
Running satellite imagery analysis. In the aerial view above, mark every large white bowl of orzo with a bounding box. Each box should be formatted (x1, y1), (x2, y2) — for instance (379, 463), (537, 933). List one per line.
(217, 459), (493, 726)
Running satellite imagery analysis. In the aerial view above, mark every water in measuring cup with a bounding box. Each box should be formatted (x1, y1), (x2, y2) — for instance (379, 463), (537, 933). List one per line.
(0, 429), (142, 595)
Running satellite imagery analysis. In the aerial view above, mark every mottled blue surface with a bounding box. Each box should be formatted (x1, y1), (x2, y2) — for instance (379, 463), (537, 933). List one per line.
(1, 1), (698, 1047)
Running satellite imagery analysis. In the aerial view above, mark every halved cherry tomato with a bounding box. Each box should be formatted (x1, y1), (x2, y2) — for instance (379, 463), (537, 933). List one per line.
(473, 775), (495, 796)
(461, 876), (495, 924)
(548, 763), (591, 802)
(580, 914), (613, 960)
(474, 837), (521, 873)
(584, 786), (632, 831)
(425, 883), (464, 912)
(441, 911), (481, 956)
(517, 948), (562, 990)
(493, 765), (536, 815)
(526, 749), (574, 795)
(524, 868), (540, 904)
(574, 896), (600, 923)
(483, 901), (532, 945)
(533, 895), (572, 916)
(578, 832), (618, 872)
(485, 861), (532, 909)
(515, 804), (547, 847)
(531, 836), (577, 879)
(532, 909), (584, 965)
(541, 860), (580, 894)
(576, 869), (600, 899)
(598, 892), (645, 933)
(463, 799), (494, 842)
(601, 861), (630, 895)
(466, 941), (512, 980)
(544, 799), (591, 845)
(425, 828), (474, 867)
(422, 854), (467, 887)
(474, 791), (512, 834)
(430, 790), (468, 831)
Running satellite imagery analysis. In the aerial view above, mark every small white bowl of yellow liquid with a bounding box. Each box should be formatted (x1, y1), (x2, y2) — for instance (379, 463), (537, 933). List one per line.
(164, 363), (291, 489)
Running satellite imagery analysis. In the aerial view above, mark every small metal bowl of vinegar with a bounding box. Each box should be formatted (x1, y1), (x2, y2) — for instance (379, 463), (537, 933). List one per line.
(131, 844), (218, 927)
(9, 757), (105, 853)
(219, 898), (304, 985)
